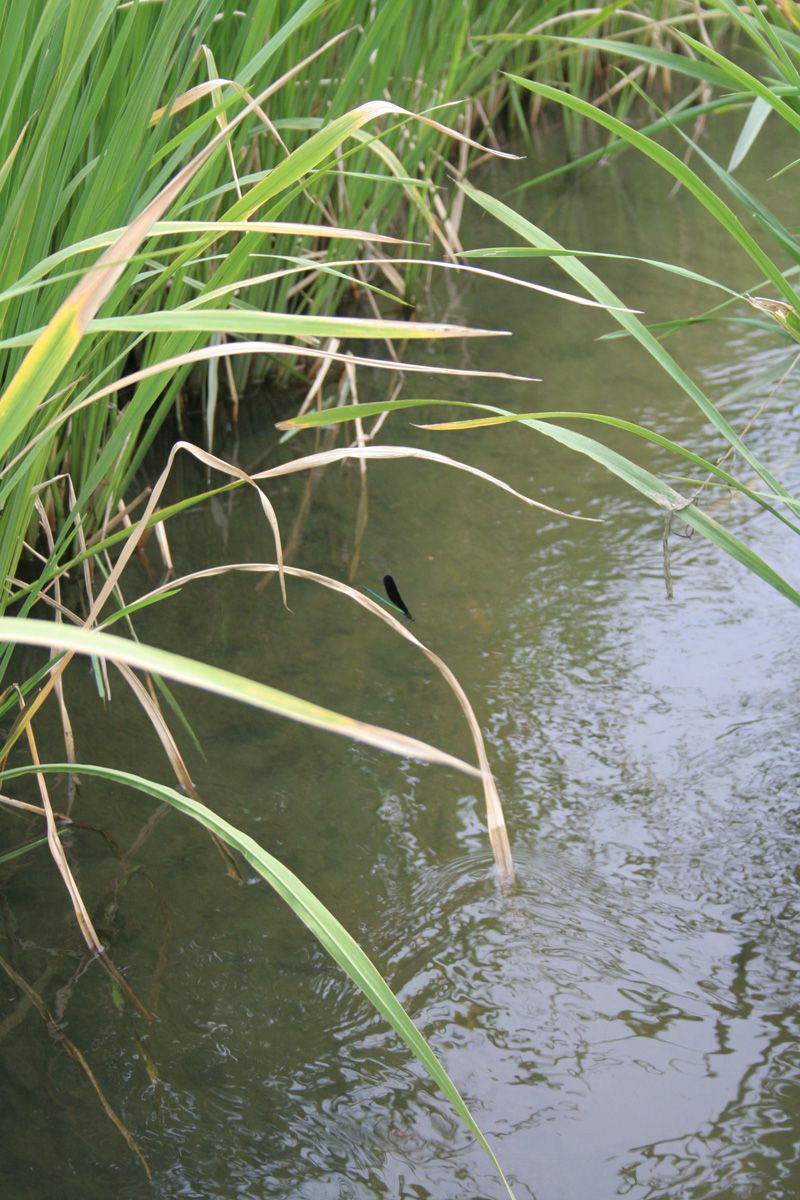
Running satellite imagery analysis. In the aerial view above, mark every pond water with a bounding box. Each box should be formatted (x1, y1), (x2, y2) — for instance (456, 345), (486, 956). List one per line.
(4, 114), (800, 1200)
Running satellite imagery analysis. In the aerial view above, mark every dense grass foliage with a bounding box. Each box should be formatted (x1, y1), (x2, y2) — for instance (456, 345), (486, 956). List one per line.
(0, 0), (544, 594)
(0, 0), (702, 597)
(7, 0), (794, 1192)
(0, 1), (577, 1191)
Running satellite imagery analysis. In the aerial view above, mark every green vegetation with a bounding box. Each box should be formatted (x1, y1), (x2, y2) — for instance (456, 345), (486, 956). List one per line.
(6, 0), (798, 1192)
(453, 1), (800, 610)
(0, 0), (581, 1191)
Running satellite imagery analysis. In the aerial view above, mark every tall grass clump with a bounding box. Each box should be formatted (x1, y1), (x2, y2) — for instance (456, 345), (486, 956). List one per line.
(0, 0), (632, 1192)
(5, 0), (770, 1188)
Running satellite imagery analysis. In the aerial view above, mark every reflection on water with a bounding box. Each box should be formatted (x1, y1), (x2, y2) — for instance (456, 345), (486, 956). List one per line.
(4, 119), (800, 1200)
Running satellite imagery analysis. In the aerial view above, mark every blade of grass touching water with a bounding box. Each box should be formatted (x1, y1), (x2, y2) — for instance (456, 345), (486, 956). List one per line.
(0, 759), (516, 1200)
(101, 561), (516, 887)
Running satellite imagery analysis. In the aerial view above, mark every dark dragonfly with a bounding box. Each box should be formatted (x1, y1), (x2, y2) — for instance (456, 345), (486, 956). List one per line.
(362, 574), (415, 621)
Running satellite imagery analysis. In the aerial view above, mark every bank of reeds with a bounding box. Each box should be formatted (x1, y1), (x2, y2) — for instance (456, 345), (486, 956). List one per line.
(0, 0), (707, 595)
(0, 0), (744, 1192)
(0, 1), (562, 1191)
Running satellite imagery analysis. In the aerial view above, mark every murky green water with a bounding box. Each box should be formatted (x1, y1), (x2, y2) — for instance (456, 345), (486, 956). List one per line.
(4, 116), (800, 1200)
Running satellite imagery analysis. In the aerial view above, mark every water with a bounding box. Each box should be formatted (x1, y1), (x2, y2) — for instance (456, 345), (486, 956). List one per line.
(3, 116), (800, 1200)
